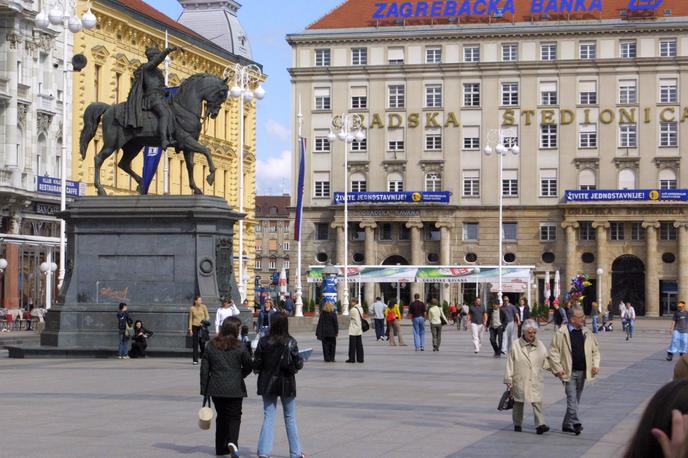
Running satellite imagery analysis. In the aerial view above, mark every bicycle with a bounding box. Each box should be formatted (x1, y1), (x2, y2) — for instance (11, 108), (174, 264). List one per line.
(622, 319), (633, 341)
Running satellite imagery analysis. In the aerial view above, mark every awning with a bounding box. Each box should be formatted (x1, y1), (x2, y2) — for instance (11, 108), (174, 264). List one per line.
(0, 233), (61, 247)
(307, 265), (534, 284)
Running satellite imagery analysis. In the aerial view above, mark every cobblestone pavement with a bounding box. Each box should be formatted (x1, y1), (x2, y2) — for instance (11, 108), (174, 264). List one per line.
(0, 319), (675, 457)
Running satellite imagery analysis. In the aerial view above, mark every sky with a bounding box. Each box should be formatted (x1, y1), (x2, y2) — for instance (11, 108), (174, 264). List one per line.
(143, 0), (344, 195)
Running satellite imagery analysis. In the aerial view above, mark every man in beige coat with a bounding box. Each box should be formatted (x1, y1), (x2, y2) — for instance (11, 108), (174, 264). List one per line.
(504, 319), (551, 434)
(549, 305), (601, 435)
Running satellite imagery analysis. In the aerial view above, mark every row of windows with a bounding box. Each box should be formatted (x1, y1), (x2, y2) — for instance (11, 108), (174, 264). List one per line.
(578, 221), (678, 241)
(255, 221), (290, 233)
(255, 259), (289, 271)
(256, 240), (291, 252)
(313, 38), (678, 67)
(312, 168), (679, 199)
(314, 79), (678, 112)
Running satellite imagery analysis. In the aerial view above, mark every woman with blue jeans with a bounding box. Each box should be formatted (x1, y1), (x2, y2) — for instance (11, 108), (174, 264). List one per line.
(116, 303), (131, 359)
(253, 314), (305, 458)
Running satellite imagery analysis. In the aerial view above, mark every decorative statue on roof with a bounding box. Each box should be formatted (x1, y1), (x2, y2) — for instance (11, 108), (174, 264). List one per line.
(79, 45), (230, 196)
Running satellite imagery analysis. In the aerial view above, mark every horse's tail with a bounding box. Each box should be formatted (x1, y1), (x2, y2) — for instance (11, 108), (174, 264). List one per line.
(80, 102), (109, 159)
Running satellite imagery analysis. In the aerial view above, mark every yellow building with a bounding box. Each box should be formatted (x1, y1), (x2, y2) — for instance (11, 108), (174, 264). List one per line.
(70, 0), (262, 302)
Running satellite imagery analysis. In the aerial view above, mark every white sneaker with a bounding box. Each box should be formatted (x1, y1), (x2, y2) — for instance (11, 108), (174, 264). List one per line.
(228, 443), (238, 458)
(193, 361), (198, 365)
(123, 356), (130, 359)
(118, 356), (123, 359)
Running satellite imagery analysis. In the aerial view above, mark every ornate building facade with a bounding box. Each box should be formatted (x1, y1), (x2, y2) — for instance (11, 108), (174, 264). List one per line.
(255, 195), (292, 300)
(289, 0), (688, 316)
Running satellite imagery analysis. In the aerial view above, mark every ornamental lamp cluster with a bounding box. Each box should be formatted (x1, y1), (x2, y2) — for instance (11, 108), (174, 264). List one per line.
(36, 4), (97, 33)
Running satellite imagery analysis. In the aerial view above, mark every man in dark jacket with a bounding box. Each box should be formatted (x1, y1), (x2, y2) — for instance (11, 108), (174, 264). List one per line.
(486, 302), (507, 358)
(409, 293), (427, 351)
(517, 298), (531, 337)
(116, 303), (132, 359)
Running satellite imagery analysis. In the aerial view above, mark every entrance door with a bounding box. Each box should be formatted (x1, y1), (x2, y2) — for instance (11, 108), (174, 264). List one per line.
(660, 280), (678, 315)
(380, 255), (410, 306)
(612, 255), (646, 316)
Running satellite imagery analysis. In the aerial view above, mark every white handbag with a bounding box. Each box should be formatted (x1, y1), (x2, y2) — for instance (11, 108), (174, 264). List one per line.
(198, 396), (213, 430)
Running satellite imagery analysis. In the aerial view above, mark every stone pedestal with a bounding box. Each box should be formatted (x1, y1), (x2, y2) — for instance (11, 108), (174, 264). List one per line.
(40, 196), (245, 350)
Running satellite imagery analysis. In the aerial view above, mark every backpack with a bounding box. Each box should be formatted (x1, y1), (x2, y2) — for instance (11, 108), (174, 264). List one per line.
(386, 308), (397, 321)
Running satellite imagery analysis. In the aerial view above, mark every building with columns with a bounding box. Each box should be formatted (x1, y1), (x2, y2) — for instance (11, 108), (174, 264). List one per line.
(288, 0), (688, 316)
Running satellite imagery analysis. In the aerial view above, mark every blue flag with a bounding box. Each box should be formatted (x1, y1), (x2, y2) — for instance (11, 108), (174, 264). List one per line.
(294, 137), (306, 241)
(141, 146), (162, 195)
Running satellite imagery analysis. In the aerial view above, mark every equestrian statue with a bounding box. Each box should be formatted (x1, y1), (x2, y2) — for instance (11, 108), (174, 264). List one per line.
(79, 46), (230, 196)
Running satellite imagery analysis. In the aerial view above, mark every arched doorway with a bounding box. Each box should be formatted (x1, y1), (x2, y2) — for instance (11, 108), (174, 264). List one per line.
(380, 255), (411, 306)
(612, 255), (645, 316)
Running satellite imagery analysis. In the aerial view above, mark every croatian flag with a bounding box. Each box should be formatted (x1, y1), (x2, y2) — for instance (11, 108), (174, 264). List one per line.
(294, 137), (306, 242)
(141, 146), (162, 195)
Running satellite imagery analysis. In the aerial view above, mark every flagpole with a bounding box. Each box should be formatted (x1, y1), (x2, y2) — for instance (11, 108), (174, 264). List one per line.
(162, 29), (170, 194)
(295, 96), (304, 317)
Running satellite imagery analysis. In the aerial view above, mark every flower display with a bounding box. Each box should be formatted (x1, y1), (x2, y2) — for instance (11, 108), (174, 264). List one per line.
(568, 273), (592, 304)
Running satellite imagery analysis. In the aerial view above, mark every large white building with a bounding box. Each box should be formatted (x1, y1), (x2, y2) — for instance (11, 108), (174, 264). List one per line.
(288, 0), (688, 316)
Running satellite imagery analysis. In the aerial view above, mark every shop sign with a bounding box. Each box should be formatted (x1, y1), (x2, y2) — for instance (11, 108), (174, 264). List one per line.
(357, 209), (422, 217)
(565, 189), (688, 202)
(36, 176), (85, 197)
(33, 202), (60, 215)
(334, 191), (451, 204)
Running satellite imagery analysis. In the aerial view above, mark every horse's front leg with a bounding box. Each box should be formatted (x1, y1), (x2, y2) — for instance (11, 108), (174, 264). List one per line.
(183, 137), (216, 186)
(119, 143), (144, 194)
(182, 149), (202, 195)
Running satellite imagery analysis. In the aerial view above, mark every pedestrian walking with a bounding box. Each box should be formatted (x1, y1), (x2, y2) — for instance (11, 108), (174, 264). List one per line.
(386, 301), (406, 346)
(346, 298), (365, 363)
(189, 295), (210, 365)
(284, 296), (295, 317)
(553, 302), (568, 328)
(200, 319), (252, 457)
(116, 302), (132, 359)
(501, 296), (520, 355)
(549, 305), (601, 435)
(371, 297), (387, 342)
(427, 299), (448, 352)
(315, 301), (338, 362)
(591, 301), (601, 334)
(216, 299), (241, 334)
(504, 319), (551, 435)
(621, 302), (637, 340)
(468, 298), (487, 354)
(448, 303), (458, 326)
(253, 315), (305, 458)
(486, 302), (507, 358)
(460, 303), (470, 331)
(667, 301), (688, 361)
(128, 320), (153, 358)
(516, 298), (530, 338)
(409, 293), (427, 351)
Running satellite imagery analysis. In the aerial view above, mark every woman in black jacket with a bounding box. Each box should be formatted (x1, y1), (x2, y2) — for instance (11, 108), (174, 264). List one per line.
(315, 301), (339, 362)
(253, 314), (305, 458)
(201, 319), (252, 457)
(128, 320), (153, 358)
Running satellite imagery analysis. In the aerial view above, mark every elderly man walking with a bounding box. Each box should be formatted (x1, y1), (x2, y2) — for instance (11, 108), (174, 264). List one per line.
(504, 319), (550, 434)
(549, 305), (601, 435)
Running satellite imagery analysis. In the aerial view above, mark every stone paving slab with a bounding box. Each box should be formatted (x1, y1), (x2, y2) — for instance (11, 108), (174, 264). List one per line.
(0, 323), (675, 458)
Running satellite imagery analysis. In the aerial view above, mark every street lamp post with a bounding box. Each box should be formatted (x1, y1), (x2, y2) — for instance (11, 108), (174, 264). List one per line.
(40, 257), (58, 309)
(328, 114), (365, 316)
(483, 129), (519, 306)
(36, 1), (97, 291)
(225, 64), (265, 305)
(596, 267), (604, 308)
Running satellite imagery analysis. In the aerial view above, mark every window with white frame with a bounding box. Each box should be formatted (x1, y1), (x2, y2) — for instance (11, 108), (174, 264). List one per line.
(269, 223), (277, 233)
(314, 87), (331, 110)
(619, 124), (637, 148)
(540, 81), (558, 105)
(502, 169), (518, 197)
(284, 221), (290, 232)
(502, 43), (518, 61)
(313, 129), (330, 152)
(352, 47), (367, 65)
(502, 222), (518, 241)
(464, 222), (479, 241)
(631, 222), (645, 241)
(463, 170), (480, 197)
(351, 86), (368, 109)
(610, 222), (625, 241)
(425, 84), (442, 108)
(501, 82), (519, 106)
(620, 40), (636, 58)
(579, 124), (598, 148)
(463, 83), (480, 107)
(660, 122), (678, 147)
(661, 221), (678, 241)
(659, 168), (678, 190)
(579, 169), (596, 190)
(540, 169), (558, 197)
(351, 136), (367, 151)
(426, 46), (442, 64)
(619, 80), (637, 104)
(350, 172), (367, 192)
(660, 79), (678, 104)
(255, 259), (262, 270)
(579, 221), (596, 241)
(314, 172), (330, 198)
(660, 38), (677, 58)
(501, 126), (519, 148)
(268, 259), (277, 270)
(283, 242), (290, 251)
(540, 124), (558, 148)
(464, 45), (480, 62)
(618, 168), (636, 189)
(388, 47), (404, 64)
(315, 48), (331, 66)
(388, 84), (405, 108)
(425, 128), (442, 150)
(579, 41), (596, 59)
(256, 240), (262, 252)
(425, 172), (442, 191)
(283, 260), (290, 269)
(579, 80), (597, 105)
(541, 42), (557, 60)
(462, 126), (480, 150)
(540, 223), (557, 241)
(387, 172), (404, 192)
(388, 128), (404, 151)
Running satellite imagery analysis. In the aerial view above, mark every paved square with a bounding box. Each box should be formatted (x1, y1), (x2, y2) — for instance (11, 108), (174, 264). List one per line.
(0, 321), (674, 458)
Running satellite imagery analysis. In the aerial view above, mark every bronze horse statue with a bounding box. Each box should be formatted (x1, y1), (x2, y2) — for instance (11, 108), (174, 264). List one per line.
(79, 73), (229, 195)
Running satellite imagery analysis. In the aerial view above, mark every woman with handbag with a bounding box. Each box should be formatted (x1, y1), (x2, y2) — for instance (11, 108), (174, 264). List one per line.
(346, 298), (365, 363)
(253, 314), (305, 458)
(427, 299), (449, 352)
(201, 319), (252, 457)
(189, 295), (210, 365)
(315, 301), (339, 362)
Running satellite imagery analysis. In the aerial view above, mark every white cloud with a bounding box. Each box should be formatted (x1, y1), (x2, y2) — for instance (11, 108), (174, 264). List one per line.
(256, 150), (291, 195)
(265, 119), (290, 143)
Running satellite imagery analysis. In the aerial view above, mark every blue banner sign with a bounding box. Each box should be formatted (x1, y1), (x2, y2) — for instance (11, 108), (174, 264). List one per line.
(141, 146), (162, 195)
(565, 189), (688, 202)
(334, 191), (451, 204)
(36, 176), (85, 197)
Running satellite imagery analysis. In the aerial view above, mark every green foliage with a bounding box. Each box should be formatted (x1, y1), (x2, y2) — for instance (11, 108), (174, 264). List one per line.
(530, 303), (550, 319)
